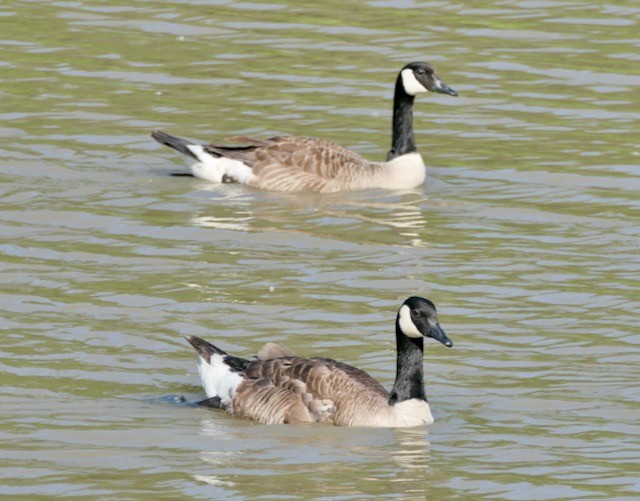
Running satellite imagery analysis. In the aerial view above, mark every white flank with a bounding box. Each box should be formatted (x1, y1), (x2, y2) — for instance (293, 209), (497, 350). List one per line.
(398, 304), (423, 338)
(186, 145), (256, 184)
(401, 69), (428, 96)
(197, 353), (243, 406)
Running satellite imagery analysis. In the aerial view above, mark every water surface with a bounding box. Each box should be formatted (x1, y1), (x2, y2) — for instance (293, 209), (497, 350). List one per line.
(1, 0), (639, 499)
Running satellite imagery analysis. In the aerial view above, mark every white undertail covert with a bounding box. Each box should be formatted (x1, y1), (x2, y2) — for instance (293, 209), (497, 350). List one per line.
(197, 353), (243, 406)
(186, 144), (256, 184)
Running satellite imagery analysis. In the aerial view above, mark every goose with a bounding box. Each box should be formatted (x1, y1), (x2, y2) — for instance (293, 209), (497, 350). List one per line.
(185, 296), (453, 427)
(152, 62), (457, 193)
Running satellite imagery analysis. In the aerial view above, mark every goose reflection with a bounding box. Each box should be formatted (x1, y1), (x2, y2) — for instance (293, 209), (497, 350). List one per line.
(193, 417), (240, 488)
(389, 427), (432, 470)
(194, 417), (433, 496)
(325, 191), (432, 247)
(189, 189), (436, 247)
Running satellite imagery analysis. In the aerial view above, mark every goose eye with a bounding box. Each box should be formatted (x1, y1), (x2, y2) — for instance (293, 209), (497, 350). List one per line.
(412, 309), (420, 316)
(416, 69), (425, 75)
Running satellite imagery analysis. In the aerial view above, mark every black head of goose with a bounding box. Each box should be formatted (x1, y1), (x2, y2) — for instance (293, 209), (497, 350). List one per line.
(152, 62), (457, 193)
(185, 296), (453, 427)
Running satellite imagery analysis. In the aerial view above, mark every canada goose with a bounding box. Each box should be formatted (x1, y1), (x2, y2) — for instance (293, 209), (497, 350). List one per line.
(185, 296), (453, 427)
(152, 62), (457, 193)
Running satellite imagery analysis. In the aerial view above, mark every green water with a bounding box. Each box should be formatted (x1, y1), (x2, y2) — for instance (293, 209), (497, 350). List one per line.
(1, 0), (639, 499)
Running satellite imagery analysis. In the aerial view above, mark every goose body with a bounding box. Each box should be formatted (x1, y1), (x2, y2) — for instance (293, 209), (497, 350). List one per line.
(186, 297), (453, 427)
(152, 62), (457, 193)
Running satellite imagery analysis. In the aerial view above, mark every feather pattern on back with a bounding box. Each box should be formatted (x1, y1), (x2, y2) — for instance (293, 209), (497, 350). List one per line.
(203, 136), (396, 193)
(256, 342), (296, 360)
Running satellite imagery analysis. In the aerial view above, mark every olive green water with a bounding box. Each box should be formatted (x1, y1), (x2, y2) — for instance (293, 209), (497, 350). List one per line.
(1, 1), (639, 499)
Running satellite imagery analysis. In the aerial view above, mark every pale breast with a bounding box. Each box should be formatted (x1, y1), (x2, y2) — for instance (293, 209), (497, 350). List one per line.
(389, 399), (433, 427)
(377, 153), (426, 190)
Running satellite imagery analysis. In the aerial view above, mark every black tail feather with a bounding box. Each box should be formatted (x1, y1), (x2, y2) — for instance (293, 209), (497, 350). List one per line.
(151, 130), (199, 160)
(196, 396), (223, 408)
(185, 336), (250, 373)
(185, 336), (227, 363)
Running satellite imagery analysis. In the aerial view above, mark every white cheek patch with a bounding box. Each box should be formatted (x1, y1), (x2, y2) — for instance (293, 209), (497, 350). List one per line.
(401, 69), (429, 96)
(398, 304), (423, 338)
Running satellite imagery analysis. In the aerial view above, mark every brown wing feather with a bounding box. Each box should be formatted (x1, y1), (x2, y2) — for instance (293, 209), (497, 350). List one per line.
(233, 380), (315, 424)
(256, 342), (295, 360)
(232, 356), (389, 425)
(203, 136), (376, 192)
(253, 137), (369, 179)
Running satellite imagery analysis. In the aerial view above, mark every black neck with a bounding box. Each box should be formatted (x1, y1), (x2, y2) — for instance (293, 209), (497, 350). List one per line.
(387, 77), (417, 161)
(388, 320), (427, 405)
